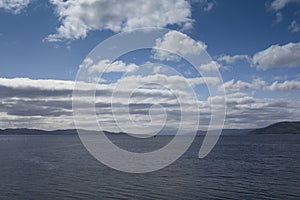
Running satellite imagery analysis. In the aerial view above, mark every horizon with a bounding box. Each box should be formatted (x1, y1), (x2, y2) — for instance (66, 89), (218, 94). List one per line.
(1, 120), (299, 132)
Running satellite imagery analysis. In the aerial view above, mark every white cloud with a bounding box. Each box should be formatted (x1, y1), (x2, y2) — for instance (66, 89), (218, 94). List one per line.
(222, 93), (300, 129)
(253, 42), (300, 70)
(268, 0), (300, 32)
(274, 12), (283, 23)
(269, 0), (300, 11)
(189, 0), (216, 12)
(217, 54), (251, 64)
(46, 0), (193, 42)
(221, 79), (252, 93)
(220, 78), (300, 92)
(1, 77), (300, 130)
(0, 0), (31, 14)
(0, 77), (76, 90)
(152, 30), (207, 61)
(199, 61), (221, 72)
(114, 74), (219, 91)
(273, 75), (288, 81)
(252, 77), (267, 89)
(0, 76), (213, 131)
(289, 19), (300, 32)
(268, 80), (300, 91)
(81, 59), (139, 74)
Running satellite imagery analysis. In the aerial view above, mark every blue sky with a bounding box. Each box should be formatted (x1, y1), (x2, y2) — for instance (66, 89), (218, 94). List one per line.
(0, 0), (299, 131)
(0, 0), (298, 80)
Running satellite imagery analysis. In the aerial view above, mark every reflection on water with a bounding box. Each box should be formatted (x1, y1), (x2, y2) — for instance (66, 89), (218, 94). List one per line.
(0, 134), (299, 199)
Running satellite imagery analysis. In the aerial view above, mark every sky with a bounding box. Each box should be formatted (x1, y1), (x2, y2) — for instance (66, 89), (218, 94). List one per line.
(0, 0), (300, 131)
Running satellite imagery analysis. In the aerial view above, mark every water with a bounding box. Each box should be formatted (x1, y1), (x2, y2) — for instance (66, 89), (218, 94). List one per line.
(0, 134), (299, 199)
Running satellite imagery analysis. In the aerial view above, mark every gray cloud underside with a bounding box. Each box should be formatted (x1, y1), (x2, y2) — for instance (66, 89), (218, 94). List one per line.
(1, 78), (299, 130)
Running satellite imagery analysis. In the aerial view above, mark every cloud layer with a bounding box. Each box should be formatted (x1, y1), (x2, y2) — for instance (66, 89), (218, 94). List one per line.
(46, 0), (193, 42)
(221, 78), (300, 92)
(0, 0), (31, 14)
(153, 30), (207, 61)
(0, 76), (299, 131)
(269, 0), (300, 33)
(253, 42), (300, 70)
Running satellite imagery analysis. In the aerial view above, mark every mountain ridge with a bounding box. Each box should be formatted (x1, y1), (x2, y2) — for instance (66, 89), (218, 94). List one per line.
(1, 121), (299, 135)
(249, 121), (300, 134)
(0, 128), (252, 136)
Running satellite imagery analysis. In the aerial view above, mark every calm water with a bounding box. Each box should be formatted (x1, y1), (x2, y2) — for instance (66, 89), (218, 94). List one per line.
(0, 134), (299, 199)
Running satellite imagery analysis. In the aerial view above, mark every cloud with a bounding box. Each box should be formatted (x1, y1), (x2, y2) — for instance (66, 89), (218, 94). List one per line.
(199, 61), (221, 72)
(268, 0), (300, 32)
(217, 54), (251, 64)
(1, 77), (299, 130)
(0, 76), (212, 131)
(220, 78), (300, 92)
(269, 0), (300, 11)
(114, 74), (220, 91)
(273, 75), (288, 81)
(2, 99), (72, 117)
(188, 0), (216, 12)
(0, 0), (31, 14)
(274, 12), (283, 23)
(222, 93), (300, 128)
(45, 0), (193, 42)
(268, 80), (300, 91)
(81, 58), (139, 74)
(152, 30), (207, 61)
(253, 42), (300, 70)
(289, 19), (300, 32)
(221, 79), (252, 93)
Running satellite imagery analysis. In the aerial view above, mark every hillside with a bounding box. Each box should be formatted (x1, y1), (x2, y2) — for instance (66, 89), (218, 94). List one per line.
(0, 129), (125, 135)
(0, 128), (253, 136)
(249, 121), (300, 134)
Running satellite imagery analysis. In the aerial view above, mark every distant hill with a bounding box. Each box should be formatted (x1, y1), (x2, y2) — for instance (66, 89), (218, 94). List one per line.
(0, 128), (253, 136)
(0, 129), (125, 135)
(221, 129), (253, 135)
(3, 122), (298, 135)
(249, 121), (300, 134)
(0, 128), (77, 135)
(196, 129), (253, 136)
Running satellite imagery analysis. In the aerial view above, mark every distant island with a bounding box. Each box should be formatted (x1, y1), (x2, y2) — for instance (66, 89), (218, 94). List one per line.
(0, 121), (299, 135)
(249, 121), (300, 134)
(0, 128), (78, 135)
(0, 128), (253, 136)
(0, 129), (124, 136)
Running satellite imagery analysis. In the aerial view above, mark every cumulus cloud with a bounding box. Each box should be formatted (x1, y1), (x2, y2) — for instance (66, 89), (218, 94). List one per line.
(1, 77), (299, 130)
(289, 19), (300, 32)
(0, 0), (31, 14)
(273, 75), (288, 81)
(152, 30), (207, 61)
(221, 80), (252, 93)
(0, 75), (213, 131)
(199, 61), (221, 72)
(253, 42), (300, 70)
(45, 0), (193, 42)
(221, 78), (300, 92)
(188, 0), (216, 12)
(0, 77), (75, 91)
(269, 0), (300, 11)
(268, 0), (300, 32)
(217, 54), (251, 64)
(221, 93), (300, 128)
(268, 80), (300, 91)
(80, 58), (139, 74)
(114, 74), (220, 91)
(274, 12), (283, 23)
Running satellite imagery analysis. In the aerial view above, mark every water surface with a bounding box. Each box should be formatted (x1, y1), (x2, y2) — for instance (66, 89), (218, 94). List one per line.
(0, 134), (299, 199)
